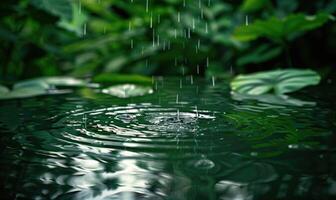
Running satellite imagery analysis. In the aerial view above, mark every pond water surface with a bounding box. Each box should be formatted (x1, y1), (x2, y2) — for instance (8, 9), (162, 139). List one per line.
(0, 77), (335, 200)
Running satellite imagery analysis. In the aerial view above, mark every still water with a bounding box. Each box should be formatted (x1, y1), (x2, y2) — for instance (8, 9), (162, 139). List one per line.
(0, 77), (335, 200)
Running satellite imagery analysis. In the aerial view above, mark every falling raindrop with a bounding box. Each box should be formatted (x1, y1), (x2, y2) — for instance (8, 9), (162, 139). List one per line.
(146, 0), (149, 12)
(212, 76), (215, 87)
(83, 23), (87, 36)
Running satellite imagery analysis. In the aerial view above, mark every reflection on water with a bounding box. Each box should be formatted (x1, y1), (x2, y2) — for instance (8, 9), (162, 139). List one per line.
(0, 78), (335, 199)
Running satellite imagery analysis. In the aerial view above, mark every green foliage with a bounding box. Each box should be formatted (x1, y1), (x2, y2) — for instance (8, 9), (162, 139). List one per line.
(30, 0), (72, 20)
(240, 0), (269, 13)
(231, 69), (321, 95)
(234, 13), (331, 42)
(0, 0), (335, 80)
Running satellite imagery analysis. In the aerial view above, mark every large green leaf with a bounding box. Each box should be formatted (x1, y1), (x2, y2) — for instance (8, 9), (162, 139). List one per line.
(101, 84), (153, 98)
(230, 69), (321, 95)
(233, 13), (331, 42)
(58, 3), (88, 36)
(232, 93), (316, 107)
(0, 77), (87, 100)
(0, 85), (9, 94)
(0, 84), (47, 100)
(241, 0), (269, 13)
(237, 44), (282, 66)
(30, 0), (72, 20)
(14, 77), (87, 89)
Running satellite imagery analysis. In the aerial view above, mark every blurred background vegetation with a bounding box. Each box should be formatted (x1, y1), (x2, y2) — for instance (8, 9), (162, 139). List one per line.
(0, 0), (335, 83)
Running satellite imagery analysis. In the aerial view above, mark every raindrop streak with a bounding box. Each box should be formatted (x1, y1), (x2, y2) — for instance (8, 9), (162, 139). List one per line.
(212, 76), (215, 87)
(176, 94), (179, 104)
(83, 23), (87, 36)
(245, 15), (249, 26)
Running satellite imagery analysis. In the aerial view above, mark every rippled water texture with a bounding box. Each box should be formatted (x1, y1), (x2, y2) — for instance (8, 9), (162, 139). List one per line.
(0, 77), (336, 200)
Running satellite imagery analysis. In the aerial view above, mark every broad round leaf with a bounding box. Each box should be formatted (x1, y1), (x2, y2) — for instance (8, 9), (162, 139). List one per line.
(102, 84), (153, 98)
(231, 69), (321, 95)
(0, 85), (9, 94)
(0, 85), (47, 100)
(232, 93), (316, 107)
(14, 77), (87, 89)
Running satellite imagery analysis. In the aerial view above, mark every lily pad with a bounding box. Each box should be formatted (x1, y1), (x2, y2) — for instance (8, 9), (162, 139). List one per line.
(14, 77), (87, 89)
(0, 84), (47, 100)
(230, 69), (321, 95)
(0, 85), (9, 93)
(0, 77), (87, 100)
(101, 84), (154, 98)
(232, 93), (316, 107)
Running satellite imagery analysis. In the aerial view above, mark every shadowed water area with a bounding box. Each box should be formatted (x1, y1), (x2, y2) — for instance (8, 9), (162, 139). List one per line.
(0, 77), (335, 200)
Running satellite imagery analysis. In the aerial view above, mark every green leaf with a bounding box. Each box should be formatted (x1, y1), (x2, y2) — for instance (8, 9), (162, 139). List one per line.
(241, 0), (269, 13)
(233, 13), (331, 42)
(58, 3), (88, 36)
(0, 85), (9, 94)
(0, 77), (87, 100)
(101, 84), (153, 98)
(232, 93), (316, 107)
(231, 69), (321, 95)
(93, 74), (152, 85)
(14, 77), (87, 89)
(0, 84), (47, 100)
(30, 0), (72, 20)
(237, 44), (282, 66)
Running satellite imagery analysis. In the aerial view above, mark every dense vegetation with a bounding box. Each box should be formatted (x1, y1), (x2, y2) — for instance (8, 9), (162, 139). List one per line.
(0, 0), (335, 82)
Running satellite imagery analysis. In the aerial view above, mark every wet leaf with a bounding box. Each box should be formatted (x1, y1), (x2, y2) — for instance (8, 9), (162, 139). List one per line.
(102, 84), (153, 98)
(232, 93), (316, 107)
(241, 0), (269, 13)
(0, 84), (47, 100)
(30, 0), (72, 20)
(58, 3), (88, 36)
(0, 77), (87, 100)
(0, 85), (9, 94)
(93, 74), (152, 85)
(237, 44), (282, 66)
(14, 77), (87, 89)
(233, 13), (330, 41)
(231, 69), (321, 95)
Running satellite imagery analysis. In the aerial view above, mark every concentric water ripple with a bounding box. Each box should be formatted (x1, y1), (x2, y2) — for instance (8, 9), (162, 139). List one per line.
(48, 103), (240, 153)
